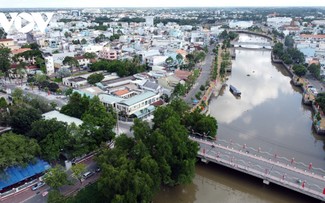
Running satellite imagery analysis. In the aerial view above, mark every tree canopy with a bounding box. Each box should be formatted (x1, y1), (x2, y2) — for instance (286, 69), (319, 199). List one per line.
(90, 59), (146, 77)
(44, 165), (70, 190)
(292, 64), (307, 77)
(0, 132), (40, 170)
(87, 73), (104, 85)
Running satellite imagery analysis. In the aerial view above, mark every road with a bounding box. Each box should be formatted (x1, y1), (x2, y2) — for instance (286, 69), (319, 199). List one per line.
(184, 45), (215, 104)
(191, 137), (325, 201)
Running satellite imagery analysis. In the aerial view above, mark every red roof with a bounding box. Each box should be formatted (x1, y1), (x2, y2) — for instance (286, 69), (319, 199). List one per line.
(300, 34), (325, 39)
(152, 99), (164, 107)
(0, 38), (13, 42)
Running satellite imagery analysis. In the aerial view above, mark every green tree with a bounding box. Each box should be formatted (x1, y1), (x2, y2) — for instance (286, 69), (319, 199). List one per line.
(47, 190), (68, 203)
(10, 107), (42, 135)
(0, 45), (11, 78)
(44, 165), (70, 190)
(28, 119), (68, 161)
(0, 97), (7, 109)
(83, 52), (97, 59)
(87, 73), (104, 85)
(81, 96), (116, 145)
(11, 88), (24, 105)
(63, 56), (79, 70)
(176, 53), (183, 65)
(308, 63), (321, 79)
(56, 67), (71, 79)
(60, 92), (90, 119)
(165, 56), (174, 67)
(316, 93), (325, 113)
(71, 163), (86, 183)
(81, 38), (87, 45)
(0, 132), (40, 170)
(292, 64), (307, 77)
(173, 83), (186, 97)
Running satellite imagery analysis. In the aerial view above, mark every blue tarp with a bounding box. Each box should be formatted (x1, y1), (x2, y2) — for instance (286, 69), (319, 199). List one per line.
(0, 159), (50, 190)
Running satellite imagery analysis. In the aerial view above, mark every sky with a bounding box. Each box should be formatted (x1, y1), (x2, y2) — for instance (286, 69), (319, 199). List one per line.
(0, 0), (324, 8)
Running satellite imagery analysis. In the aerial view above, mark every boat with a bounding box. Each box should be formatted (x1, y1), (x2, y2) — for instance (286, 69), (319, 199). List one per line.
(229, 85), (241, 96)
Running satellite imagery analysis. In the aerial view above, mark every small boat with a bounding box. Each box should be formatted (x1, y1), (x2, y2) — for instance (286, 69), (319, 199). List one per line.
(229, 85), (241, 96)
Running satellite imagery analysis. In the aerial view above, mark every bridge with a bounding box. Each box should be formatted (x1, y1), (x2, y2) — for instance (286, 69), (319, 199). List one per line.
(190, 136), (325, 201)
(231, 41), (273, 50)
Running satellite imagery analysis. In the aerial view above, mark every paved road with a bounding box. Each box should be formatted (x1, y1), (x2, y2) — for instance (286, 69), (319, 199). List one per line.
(191, 136), (325, 201)
(184, 45), (215, 104)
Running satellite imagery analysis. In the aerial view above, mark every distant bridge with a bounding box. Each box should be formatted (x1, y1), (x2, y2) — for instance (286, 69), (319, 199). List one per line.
(190, 136), (325, 201)
(230, 41), (273, 50)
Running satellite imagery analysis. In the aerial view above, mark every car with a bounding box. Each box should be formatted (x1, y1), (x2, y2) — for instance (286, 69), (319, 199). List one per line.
(82, 171), (94, 179)
(31, 182), (45, 191)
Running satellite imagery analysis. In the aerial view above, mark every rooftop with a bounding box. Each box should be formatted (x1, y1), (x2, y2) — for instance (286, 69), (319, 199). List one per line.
(42, 110), (83, 126)
(98, 93), (124, 104)
(120, 91), (157, 106)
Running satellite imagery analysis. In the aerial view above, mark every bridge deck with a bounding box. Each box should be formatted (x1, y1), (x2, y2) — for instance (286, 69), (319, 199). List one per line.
(190, 136), (325, 201)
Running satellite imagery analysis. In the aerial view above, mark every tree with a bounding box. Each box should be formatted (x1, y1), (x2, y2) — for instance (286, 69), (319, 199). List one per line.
(11, 88), (24, 105)
(34, 73), (47, 85)
(81, 38), (87, 45)
(71, 163), (86, 183)
(60, 92), (90, 119)
(165, 56), (174, 67)
(285, 35), (294, 48)
(173, 83), (186, 97)
(0, 132), (40, 170)
(63, 56), (79, 70)
(56, 67), (71, 79)
(48, 82), (60, 92)
(44, 165), (70, 190)
(10, 107), (42, 135)
(292, 64), (307, 77)
(65, 88), (73, 96)
(87, 73), (104, 85)
(316, 93), (325, 113)
(185, 109), (217, 138)
(83, 52), (97, 59)
(176, 54), (183, 65)
(308, 63), (321, 79)
(47, 190), (68, 203)
(29, 119), (68, 161)
(0, 45), (11, 78)
(81, 96), (116, 145)
(97, 135), (160, 202)
(0, 97), (7, 109)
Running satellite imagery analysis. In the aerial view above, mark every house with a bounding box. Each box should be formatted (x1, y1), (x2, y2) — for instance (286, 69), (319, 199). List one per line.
(63, 76), (88, 88)
(140, 80), (161, 93)
(116, 91), (160, 118)
(99, 47), (118, 60)
(75, 56), (91, 67)
(0, 39), (18, 50)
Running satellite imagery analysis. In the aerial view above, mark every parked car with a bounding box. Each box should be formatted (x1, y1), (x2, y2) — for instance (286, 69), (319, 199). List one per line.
(82, 171), (94, 179)
(32, 182), (45, 191)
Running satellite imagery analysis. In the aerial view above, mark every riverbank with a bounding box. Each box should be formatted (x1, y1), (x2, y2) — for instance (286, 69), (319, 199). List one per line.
(271, 52), (325, 135)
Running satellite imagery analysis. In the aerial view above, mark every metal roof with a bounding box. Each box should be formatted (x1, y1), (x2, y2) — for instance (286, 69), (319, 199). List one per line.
(119, 91), (157, 106)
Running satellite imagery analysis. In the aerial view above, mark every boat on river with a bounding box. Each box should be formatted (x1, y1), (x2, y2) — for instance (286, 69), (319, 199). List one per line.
(229, 85), (241, 96)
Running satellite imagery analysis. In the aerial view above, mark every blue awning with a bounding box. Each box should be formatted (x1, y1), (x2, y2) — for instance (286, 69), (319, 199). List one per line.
(0, 159), (50, 190)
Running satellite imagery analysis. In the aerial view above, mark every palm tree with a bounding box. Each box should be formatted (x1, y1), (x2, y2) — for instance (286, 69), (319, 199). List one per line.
(16, 62), (27, 86)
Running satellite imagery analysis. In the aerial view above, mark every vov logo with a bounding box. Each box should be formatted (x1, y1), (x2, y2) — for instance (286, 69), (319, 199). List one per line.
(0, 12), (54, 34)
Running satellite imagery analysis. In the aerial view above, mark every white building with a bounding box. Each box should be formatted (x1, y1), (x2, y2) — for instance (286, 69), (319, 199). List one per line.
(267, 17), (292, 29)
(42, 110), (83, 126)
(43, 53), (55, 75)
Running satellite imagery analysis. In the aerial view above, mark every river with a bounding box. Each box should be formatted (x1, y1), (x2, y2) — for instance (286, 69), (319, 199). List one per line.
(154, 34), (325, 203)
